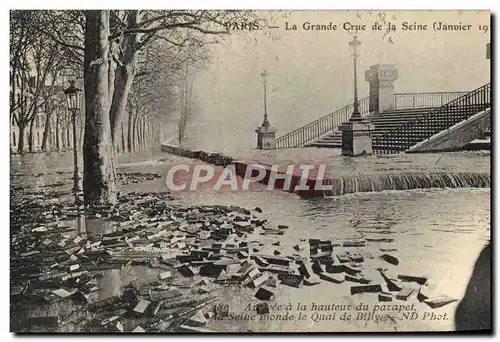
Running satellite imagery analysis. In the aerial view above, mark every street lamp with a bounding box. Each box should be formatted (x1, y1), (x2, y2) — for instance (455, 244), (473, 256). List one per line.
(348, 35), (362, 121)
(64, 80), (82, 193)
(261, 69), (270, 128)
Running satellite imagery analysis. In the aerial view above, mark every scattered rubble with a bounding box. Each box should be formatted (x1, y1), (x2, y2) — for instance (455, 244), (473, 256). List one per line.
(10, 186), (459, 333)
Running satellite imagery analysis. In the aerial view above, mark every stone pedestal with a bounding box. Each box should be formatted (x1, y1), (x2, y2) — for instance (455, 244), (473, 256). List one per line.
(365, 64), (398, 113)
(340, 120), (375, 156)
(255, 125), (277, 150)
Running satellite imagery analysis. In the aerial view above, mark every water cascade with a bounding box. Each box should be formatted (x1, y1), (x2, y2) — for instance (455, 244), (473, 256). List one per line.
(294, 172), (490, 197)
(160, 143), (490, 198)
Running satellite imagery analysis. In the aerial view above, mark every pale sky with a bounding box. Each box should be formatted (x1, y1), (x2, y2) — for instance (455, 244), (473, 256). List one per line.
(180, 10), (490, 153)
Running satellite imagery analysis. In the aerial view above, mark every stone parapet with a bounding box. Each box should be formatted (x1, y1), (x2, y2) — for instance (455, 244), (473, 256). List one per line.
(365, 64), (398, 113)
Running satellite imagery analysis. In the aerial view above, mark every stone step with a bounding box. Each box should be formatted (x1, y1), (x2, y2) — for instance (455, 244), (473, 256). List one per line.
(372, 115), (427, 120)
(377, 112), (433, 118)
(382, 107), (438, 113)
(371, 118), (422, 124)
(373, 110), (431, 116)
(315, 140), (342, 145)
(307, 104), (466, 149)
(318, 133), (342, 138)
(373, 114), (458, 121)
(373, 124), (413, 129)
(319, 137), (342, 142)
(317, 140), (342, 145)
(310, 142), (341, 148)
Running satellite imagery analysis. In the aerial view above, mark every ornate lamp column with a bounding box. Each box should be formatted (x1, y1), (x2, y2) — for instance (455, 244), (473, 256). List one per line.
(255, 69), (277, 150)
(349, 35), (362, 121)
(340, 35), (375, 156)
(261, 69), (270, 127)
(64, 80), (83, 193)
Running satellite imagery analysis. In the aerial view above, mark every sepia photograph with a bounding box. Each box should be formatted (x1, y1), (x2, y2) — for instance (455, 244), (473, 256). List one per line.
(9, 9), (491, 333)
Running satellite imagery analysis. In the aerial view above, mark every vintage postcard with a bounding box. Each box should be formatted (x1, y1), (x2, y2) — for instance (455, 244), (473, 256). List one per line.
(10, 10), (491, 333)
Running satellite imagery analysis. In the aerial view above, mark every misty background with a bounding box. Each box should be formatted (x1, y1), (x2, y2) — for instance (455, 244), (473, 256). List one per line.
(164, 10), (490, 154)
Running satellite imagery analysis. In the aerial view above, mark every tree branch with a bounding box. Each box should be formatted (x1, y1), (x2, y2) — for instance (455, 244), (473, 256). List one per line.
(36, 26), (84, 51)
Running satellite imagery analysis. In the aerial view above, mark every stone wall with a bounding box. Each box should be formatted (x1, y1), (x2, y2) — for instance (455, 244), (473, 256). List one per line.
(160, 143), (234, 166)
(160, 142), (330, 196)
(160, 142), (490, 197)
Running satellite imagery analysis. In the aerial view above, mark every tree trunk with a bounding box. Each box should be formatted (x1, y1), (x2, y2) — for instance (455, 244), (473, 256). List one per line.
(132, 114), (138, 152)
(66, 122), (71, 150)
(109, 11), (141, 145)
(41, 112), (52, 151)
(139, 118), (144, 149)
(110, 64), (135, 145)
(142, 118), (147, 149)
(55, 116), (60, 151)
(17, 124), (25, 153)
(83, 10), (117, 205)
(137, 117), (143, 149)
(108, 41), (117, 109)
(127, 111), (133, 152)
(28, 119), (35, 152)
(62, 122), (67, 149)
(149, 123), (152, 148)
(121, 122), (125, 152)
(78, 112), (85, 151)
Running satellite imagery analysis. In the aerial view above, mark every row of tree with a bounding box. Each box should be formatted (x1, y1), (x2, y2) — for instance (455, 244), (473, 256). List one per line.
(10, 9), (257, 205)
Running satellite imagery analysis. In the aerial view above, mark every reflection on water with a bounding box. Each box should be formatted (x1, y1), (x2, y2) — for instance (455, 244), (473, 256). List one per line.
(70, 215), (116, 236)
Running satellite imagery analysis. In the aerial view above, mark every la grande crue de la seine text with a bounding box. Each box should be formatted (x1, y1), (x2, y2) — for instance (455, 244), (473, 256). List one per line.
(283, 21), (488, 33)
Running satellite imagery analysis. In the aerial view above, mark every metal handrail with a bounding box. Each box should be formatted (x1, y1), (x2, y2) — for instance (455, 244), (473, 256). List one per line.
(275, 89), (480, 149)
(374, 83), (491, 154)
(275, 96), (370, 149)
(394, 91), (469, 110)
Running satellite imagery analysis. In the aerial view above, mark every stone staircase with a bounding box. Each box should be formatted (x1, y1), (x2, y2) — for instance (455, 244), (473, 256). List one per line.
(309, 107), (438, 148)
(275, 72), (488, 153)
(373, 83), (490, 154)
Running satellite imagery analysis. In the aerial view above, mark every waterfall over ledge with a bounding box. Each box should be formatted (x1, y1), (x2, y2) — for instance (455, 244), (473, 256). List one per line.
(294, 172), (490, 198)
(160, 143), (490, 198)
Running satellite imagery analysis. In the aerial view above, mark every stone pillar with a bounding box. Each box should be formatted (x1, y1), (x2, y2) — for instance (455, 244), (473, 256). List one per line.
(255, 125), (277, 150)
(365, 64), (398, 113)
(340, 120), (375, 156)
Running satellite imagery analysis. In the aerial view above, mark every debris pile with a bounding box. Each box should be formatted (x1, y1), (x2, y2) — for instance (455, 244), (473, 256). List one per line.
(11, 191), (457, 332)
(116, 173), (163, 185)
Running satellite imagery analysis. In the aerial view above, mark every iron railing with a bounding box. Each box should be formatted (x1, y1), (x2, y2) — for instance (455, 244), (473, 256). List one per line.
(276, 96), (370, 149)
(394, 91), (469, 110)
(374, 83), (490, 154)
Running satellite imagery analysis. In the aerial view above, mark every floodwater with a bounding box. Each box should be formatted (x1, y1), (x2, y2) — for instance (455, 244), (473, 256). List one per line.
(10, 149), (491, 332)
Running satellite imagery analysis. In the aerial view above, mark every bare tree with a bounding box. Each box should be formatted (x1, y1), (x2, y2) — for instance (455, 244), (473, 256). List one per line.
(40, 69), (67, 151)
(10, 10), (66, 153)
(83, 10), (117, 205)
(33, 9), (259, 204)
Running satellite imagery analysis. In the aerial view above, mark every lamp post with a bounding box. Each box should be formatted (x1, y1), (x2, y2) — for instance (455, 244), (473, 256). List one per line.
(348, 35), (362, 121)
(255, 69), (277, 149)
(64, 80), (82, 193)
(261, 69), (270, 127)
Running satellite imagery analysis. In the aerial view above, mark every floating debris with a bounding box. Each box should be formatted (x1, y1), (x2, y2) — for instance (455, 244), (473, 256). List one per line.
(396, 287), (415, 301)
(380, 253), (399, 265)
(397, 274), (428, 285)
(424, 296), (458, 308)
(378, 292), (393, 302)
(10, 186), (461, 333)
(255, 287), (274, 300)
